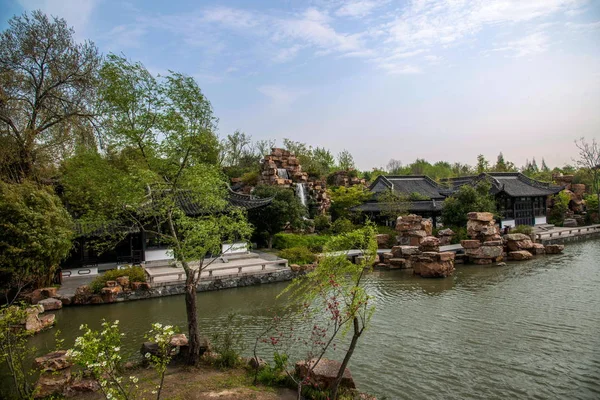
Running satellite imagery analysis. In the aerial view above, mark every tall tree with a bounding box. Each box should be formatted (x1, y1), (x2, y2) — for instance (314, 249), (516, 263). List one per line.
(0, 181), (74, 303)
(574, 137), (600, 216)
(222, 130), (252, 167)
(62, 66), (249, 365)
(441, 180), (497, 227)
(476, 154), (489, 174)
(337, 149), (355, 171)
(248, 185), (304, 249)
(0, 10), (100, 181)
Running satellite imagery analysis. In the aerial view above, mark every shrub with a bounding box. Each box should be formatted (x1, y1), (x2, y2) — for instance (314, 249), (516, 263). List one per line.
(511, 225), (533, 235)
(548, 191), (570, 226)
(256, 352), (289, 387)
(449, 227), (468, 244)
(272, 233), (330, 252)
(211, 313), (244, 369)
(279, 247), (317, 265)
(330, 217), (355, 234)
(90, 266), (146, 293)
(240, 171), (259, 186)
(313, 215), (331, 232)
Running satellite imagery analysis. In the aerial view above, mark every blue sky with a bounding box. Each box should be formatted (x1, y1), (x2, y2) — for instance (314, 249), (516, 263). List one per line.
(2, 0), (600, 170)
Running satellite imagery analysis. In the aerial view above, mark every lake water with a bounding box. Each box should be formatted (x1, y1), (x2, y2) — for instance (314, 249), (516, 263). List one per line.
(27, 241), (600, 399)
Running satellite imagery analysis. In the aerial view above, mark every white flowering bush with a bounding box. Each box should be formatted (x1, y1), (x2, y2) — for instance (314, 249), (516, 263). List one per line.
(144, 323), (178, 400)
(67, 320), (137, 400)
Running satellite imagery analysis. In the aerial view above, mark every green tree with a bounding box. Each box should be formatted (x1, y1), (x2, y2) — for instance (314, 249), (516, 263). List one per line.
(547, 191), (570, 226)
(284, 224), (377, 399)
(441, 180), (497, 227)
(62, 66), (250, 365)
(248, 185), (304, 249)
(574, 137), (600, 216)
(0, 10), (101, 181)
(327, 185), (372, 221)
(0, 181), (73, 301)
(336, 149), (355, 171)
(476, 154), (489, 174)
(376, 189), (409, 222)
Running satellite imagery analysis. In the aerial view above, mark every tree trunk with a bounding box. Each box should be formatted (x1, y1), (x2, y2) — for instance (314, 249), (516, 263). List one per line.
(331, 317), (361, 400)
(184, 269), (200, 365)
(267, 234), (273, 250)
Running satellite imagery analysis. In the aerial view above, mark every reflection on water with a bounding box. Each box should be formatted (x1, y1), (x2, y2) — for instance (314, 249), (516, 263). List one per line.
(22, 241), (600, 399)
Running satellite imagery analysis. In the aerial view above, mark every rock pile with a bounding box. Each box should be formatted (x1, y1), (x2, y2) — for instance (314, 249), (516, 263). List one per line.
(329, 170), (366, 187)
(437, 228), (455, 245)
(258, 148), (308, 186)
(378, 244), (455, 278)
(72, 278), (150, 305)
(21, 304), (55, 334)
(33, 350), (100, 398)
(306, 179), (331, 215)
(396, 214), (433, 246)
(461, 212), (504, 265)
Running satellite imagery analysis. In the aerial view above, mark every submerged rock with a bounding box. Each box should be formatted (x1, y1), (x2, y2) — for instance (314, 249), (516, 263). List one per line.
(545, 244), (565, 254)
(295, 358), (356, 390)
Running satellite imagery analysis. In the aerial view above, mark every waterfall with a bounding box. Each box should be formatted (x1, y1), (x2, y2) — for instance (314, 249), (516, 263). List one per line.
(296, 183), (307, 208)
(277, 168), (289, 180)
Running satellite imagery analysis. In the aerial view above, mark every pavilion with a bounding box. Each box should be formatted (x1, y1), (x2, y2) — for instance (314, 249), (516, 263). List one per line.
(354, 172), (563, 228)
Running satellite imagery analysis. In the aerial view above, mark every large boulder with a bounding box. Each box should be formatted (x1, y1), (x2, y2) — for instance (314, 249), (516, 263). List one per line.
(461, 240), (481, 249)
(64, 376), (100, 396)
(24, 305), (55, 333)
(34, 369), (71, 399)
(531, 243), (546, 255)
(34, 350), (71, 372)
(375, 234), (390, 249)
(295, 358), (355, 390)
(413, 253), (454, 278)
(38, 298), (62, 311)
(508, 251), (533, 261)
(466, 245), (503, 260)
(419, 236), (440, 252)
(545, 244), (565, 254)
(389, 258), (408, 269)
(467, 212), (494, 222)
(505, 233), (534, 251)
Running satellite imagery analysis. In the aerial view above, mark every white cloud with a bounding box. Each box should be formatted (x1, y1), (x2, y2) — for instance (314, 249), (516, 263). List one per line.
(492, 32), (549, 57)
(258, 85), (309, 106)
(18, 0), (98, 40)
(377, 63), (421, 75)
(336, 0), (386, 18)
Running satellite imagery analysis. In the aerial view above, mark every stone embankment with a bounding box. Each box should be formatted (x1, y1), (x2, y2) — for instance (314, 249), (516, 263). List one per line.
(44, 268), (302, 307)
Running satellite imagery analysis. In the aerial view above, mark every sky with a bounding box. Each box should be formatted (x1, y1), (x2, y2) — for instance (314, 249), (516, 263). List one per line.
(1, 0), (600, 171)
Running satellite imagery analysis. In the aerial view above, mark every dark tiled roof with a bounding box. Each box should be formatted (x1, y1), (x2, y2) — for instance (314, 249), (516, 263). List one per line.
(176, 188), (273, 216)
(352, 200), (442, 213)
(370, 175), (445, 200)
(443, 173), (562, 197)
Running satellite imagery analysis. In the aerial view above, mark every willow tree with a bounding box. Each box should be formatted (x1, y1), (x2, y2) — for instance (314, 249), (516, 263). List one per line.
(62, 59), (250, 364)
(0, 10), (100, 181)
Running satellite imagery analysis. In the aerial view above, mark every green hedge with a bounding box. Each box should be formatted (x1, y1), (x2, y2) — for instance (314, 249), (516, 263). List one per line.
(279, 246), (317, 265)
(272, 233), (330, 252)
(89, 266), (146, 293)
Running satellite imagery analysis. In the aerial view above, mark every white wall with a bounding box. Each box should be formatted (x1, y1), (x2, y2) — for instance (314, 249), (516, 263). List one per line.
(145, 249), (174, 262)
(535, 216), (547, 225)
(502, 219), (516, 228)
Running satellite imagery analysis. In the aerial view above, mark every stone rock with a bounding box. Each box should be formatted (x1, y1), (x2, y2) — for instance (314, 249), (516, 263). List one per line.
(472, 258), (493, 265)
(248, 356), (267, 370)
(508, 250), (533, 261)
(58, 295), (72, 306)
(295, 358), (356, 390)
(461, 240), (481, 249)
(29, 289), (44, 304)
(131, 281), (144, 290)
(34, 369), (71, 399)
(38, 297), (62, 311)
(40, 287), (58, 298)
(563, 218), (577, 227)
(505, 233), (534, 251)
(116, 276), (130, 287)
(140, 341), (159, 357)
(24, 305), (54, 333)
(467, 212), (494, 222)
(105, 280), (118, 288)
(466, 245), (503, 260)
(438, 228), (455, 237)
(496, 262), (507, 267)
(65, 376), (100, 396)
(75, 285), (91, 296)
(389, 258), (407, 269)
(399, 246), (421, 256)
(482, 240), (503, 246)
(89, 295), (104, 304)
(170, 333), (188, 347)
(419, 236), (440, 252)
(415, 260), (454, 278)
(454, 254), (467, 264)
(438, 252), (455, 262)
(375, 234), (390, 249)
(374, 263), (389, 269)
(545, 244), (565, 254)
(101, 286), (121, 303)
(34, 350), (71, 372)
(531, 243), (546, 255)
(382, 252), (394, 262)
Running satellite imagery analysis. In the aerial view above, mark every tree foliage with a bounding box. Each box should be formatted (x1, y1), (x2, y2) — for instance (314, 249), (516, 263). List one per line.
(248, 185), (304, 248)
(0, 10), (101, 181)
(0, 181), (73, 297)
(328, 185), (372, 221)
(441, 180), (497, 227)
(574, 137), (600, 216)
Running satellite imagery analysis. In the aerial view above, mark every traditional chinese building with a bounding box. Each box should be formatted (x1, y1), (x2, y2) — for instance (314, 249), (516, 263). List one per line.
(354, 172), (563, 228)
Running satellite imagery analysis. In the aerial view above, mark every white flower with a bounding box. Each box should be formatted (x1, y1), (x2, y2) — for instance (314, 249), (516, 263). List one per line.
(145, 352), (151, 359)
(113, 347), (120, 352)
